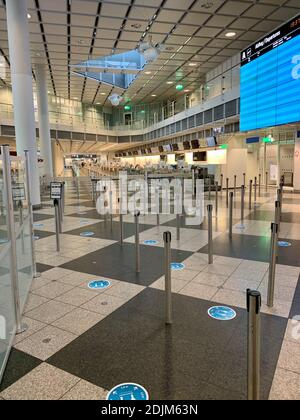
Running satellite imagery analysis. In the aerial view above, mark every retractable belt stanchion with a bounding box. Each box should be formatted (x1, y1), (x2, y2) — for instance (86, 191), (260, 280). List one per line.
(24, 150), (40, 279)
(156, 185), (160, 226)
(54, 199), (61, 252)
(226, 177), (229, 207)
(241, 185), (245, 227)
(192, 170), (195, 197)
(249, 180), (253, 210)
(259, 174), (261, 197)
(18, 200), (25, 254)
(215, 182), (218, 217)
(2, 145), (27, 334)
(109, 188), (113, 232)
(220, 174), (223, 195)
(164, 231), (172, 325)
(243, 173), (246, 187)
(229, 192), (234, 238)
(247, 289), (262, 401)
(254, 177), (257, 205)
(119, 198), (124, 245)
(234, 175), (237, 196)
(267, 223), (279, 308)
(135, 211), (141, 274)
(208, 177), (212, 201)
(207, 204), (213, 265)
(265, 171), (268, 193)
(62, 182), (65, 214)
(176, 214), (181, 242)
(275, 200), (281, 233)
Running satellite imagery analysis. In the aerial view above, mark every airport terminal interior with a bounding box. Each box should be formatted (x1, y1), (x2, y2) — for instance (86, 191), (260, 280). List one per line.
(0, 0), (300, 401)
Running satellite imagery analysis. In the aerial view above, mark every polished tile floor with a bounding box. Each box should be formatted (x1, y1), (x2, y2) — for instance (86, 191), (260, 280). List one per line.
(1, 178), (300, 400)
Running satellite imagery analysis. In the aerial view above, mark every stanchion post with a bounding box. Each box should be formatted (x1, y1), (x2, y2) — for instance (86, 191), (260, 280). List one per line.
(18, 200), (25, 254)
(259, 174), (261, 197)
(243, 173), (246, 187)
(220, 174), (223, 195)
(226, 177), (229, 207)
(234, 175), (237, 196)
(247, 289), (262, 401)
(208, 177), (212, 201)
(241, 185), (245, 226)
(275, 200), (281, 233)
(135, 210), (141, 273)
(24, 150), (40, 279)
(215, 182), (218, 217)
(2, 145), (27, 334)
(119, 198), (124, 245)
(265, 171), (268, 193)
(267, 223), (279, 308)
(229, 192), (234, 238)
(254, 177), (257, 204)
(249, 180), (253, 210)
(207, 204), (213, 264)
(54, 199), (60, 252)
(176, 214), (181, 242)
(164, 231), (172, 325)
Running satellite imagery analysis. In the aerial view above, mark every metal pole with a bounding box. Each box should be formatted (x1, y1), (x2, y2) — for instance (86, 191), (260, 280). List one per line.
(254, 177), (257, 204)
(267, 223), (279, 308)
(192, 169), (195, 197)
(247, 289), (262, 401)
(259, 174), (261, 197)
(54, 199), (60, 252)
(208, 177), (212, 201)
(135, 210), (141, 273)
(24, 150), (40, 279)
(58, 199), (63, 232)
(2, 145), (27, 334)
(275, 200), (281, 233)
(241, 185), (245, 226)
(176, 214), (181, 241)
(18, 200), (25, 254)
(229, 192), (234, 238)
(215, 182), (218, 216)
(109, 189), (113, 232)
(234, 175), (237, 196)
(164, 231), (172, 325)
(220, 174), (223, 195)
(207, 204), (213, 264)
(226, 177), (229, 207)
(243, 173), (246, 187)
(62, 181), (65, 214)
(265, 171), (268, 193)
(119, 198), (124, 245)
(249, 180), (253, 210)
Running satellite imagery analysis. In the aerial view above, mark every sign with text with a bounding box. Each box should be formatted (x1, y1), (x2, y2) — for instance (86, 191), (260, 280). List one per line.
(12, 183), (26, 202)
(50, 182), (63, 200)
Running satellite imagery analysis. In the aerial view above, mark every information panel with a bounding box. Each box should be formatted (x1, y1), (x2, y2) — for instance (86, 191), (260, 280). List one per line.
(240, 14), (300, 131)
(50, 182), (62, 199)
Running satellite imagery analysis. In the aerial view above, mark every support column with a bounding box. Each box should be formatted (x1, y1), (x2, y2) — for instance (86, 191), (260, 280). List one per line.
(35, 64), (53, 179)
(6, 0), (40, 205)
(52, 141), (64, 178)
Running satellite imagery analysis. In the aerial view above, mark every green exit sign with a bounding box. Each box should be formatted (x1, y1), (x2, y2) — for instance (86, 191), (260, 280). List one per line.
(262, 137), (273, 143)
(219, 144), (228, 149)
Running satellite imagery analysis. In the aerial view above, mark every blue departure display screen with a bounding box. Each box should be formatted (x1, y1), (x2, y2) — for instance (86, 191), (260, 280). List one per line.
(240, 15), (300, 132)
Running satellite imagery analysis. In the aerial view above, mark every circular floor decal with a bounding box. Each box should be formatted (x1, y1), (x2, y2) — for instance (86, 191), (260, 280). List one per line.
(88, 280), (111, 290)
(79, 220), (89, 225)
(33, 223), (44, 229)
(107, 383), (149, 401)
(80, 231), (95, 237)
(278, 241), (292, 248)
(208, 306), (237, 321)
(143, 240), (159, 246)
(171, 262), (185, 271)
(235, 224), (246, 230)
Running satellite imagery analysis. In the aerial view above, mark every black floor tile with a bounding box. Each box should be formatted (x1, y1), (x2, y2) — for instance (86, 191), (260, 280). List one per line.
(33, 213), (54, 222)
(67, 209), (106, 220)
(36, 263), (54, 273)
(48, 288), (286, 400)
(247, 209), (300, 223)
(163, 215), (239, 231)
(65, 221), (153, 241)
(33, 230), (55, 240)
(0, 349), (42, 391)
(60, 243), (191, 286)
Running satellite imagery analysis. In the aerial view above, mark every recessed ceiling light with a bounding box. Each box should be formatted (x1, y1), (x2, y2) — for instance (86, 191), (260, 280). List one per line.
(27, 13), (32, 19)
(145, 71), (152, 75)
(151, 94), (157, 97)
(167, 81), (173, 85)
(225, 31), (237, 38)
(73, 97), (78, 100)
(100, 93), (106, 95)
(184, 89), (190, 93)
(189, 62), (197, 67)
(96, 102), (101, 105)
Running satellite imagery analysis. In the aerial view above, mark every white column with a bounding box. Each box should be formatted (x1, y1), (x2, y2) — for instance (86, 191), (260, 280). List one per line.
(52, 141), (65, 178)
(35, 64), (53, 178)
(6, 0), (40, 206)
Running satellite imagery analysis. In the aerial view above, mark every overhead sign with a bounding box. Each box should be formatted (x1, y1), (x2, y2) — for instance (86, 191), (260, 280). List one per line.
(208, 306), (237, 321)
(246, 137), (260, 144)
(50, 182), (63, 200)
(12, 183), (26, 201)
(107, 383), (149, 401)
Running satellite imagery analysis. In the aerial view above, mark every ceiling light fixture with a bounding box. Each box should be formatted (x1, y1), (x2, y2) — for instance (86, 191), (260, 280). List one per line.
(27, 13), (31, 19)
(151, 94), (157, 97)
(145, 71), (152, 75)
(189, 62), (197, 67)
(166, 81), (173, 85)
(176, 84), (184, 91)
(225, 31), (237, 38)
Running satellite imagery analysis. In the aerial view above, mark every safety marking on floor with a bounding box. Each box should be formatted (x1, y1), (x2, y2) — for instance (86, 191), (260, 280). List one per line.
(79, 220), (90, 225)
(235, 224), (246, 230)
(33, 223), (44, 228)
(88, 280), (111, 290)
(278, 241), (292, 248)
(80, 231), (95, 237)
(208, 306), (237, 321)
(143, 240), (159, 246)
(107, 383), (149, 401)
(171, 262), (185, 271)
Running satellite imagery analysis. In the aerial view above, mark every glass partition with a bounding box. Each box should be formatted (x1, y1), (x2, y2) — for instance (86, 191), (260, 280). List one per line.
(0, 156), (16, 383)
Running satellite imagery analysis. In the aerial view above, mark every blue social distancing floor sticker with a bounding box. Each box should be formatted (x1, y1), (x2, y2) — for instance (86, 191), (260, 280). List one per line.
(88, 280), (111, 290)
(278, 241), (292, 248)
(34, 223), (44, 228)
(143, 240), (158, 246)
(79, 220), (90, 225)
(80, 231), (95, 237)
(208, 306), (237, 321)
(171, 262), (185, 271)
(107, 383), (149, 401)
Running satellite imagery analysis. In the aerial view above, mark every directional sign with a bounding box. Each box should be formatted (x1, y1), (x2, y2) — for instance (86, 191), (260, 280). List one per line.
(50, 182), (63, 200)
(88, 280), (111, 290)
(107, 383), (149, 401)
(208, 306), (237, 321)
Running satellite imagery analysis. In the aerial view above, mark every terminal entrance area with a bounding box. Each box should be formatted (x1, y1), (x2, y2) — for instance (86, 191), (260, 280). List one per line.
(0, 1), (300, 402)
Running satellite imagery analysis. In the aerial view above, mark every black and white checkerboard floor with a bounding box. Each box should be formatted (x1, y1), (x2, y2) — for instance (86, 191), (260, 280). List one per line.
(1, 179), (300, 400)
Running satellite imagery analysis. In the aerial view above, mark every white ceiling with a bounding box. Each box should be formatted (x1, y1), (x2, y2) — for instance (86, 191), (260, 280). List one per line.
(0, 0), (298, 106)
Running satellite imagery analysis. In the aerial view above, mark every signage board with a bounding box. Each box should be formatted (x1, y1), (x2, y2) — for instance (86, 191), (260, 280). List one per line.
(50, 182), (63, 200)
